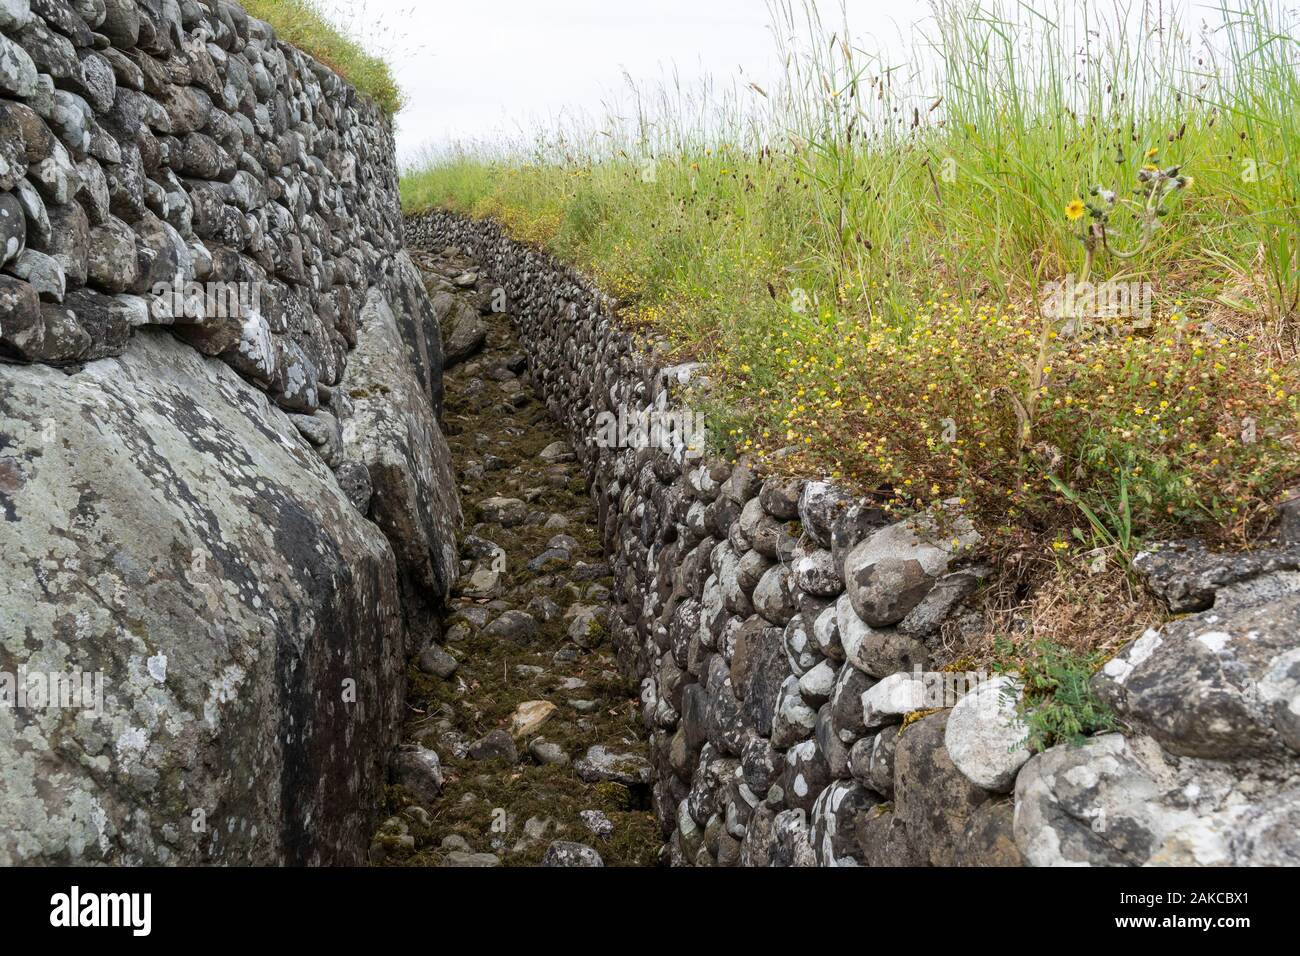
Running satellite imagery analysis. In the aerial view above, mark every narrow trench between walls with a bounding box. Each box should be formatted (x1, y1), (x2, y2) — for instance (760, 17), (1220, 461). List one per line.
(371, 214), (1011, 868)
(0, 0), (1293, 869)
(369, 241), (664, 867)
(372, 213), (1022, 868)
(375, 210), (1300, 869)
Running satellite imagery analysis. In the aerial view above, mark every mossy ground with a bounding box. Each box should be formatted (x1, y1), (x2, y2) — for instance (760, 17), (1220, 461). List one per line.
(372, 253), (663, 867)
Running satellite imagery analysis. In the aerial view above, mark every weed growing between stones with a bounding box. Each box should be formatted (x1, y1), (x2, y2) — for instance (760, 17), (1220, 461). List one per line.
(991, 637), (1120, 750)
(929, 541), (1162, 678)
(897, 708), (944, 734)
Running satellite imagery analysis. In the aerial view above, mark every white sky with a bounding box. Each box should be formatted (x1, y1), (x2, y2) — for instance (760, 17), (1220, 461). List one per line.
(314, 0), (1249, 166)
(318, 0), (935, 165)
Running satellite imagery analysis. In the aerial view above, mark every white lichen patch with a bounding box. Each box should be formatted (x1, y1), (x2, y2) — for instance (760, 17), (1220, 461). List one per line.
(147, 653), (168, 683)
(1196, 630), (1233, 654)
(204, 664), (246, 729)
(1103, 627), (1164, 684)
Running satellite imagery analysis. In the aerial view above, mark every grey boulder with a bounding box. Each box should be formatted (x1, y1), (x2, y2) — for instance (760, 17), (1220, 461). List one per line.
(1014, 733), (1300, 866)
(892, 711), (992, 866)
(842, 510), (980, 627)
(0, 331), (406, 865)
(944, 675), (1030, 792)
(1094, 586), (1300, 759)
(574, 745), (652, 786)
(438, 291), (487, 368)
(393, 746), (444, 803)
(341, 288), (461, 617)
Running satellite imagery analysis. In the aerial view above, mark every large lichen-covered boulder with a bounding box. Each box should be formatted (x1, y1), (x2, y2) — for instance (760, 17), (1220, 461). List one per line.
(381, 252), (450, 418)
(341, 285), (460, 624)
(1094, 575), (1300, 760)
(1014, 733), (1300, 866)
(0, 331), (406, 865)
(944, 674), (1031, 792)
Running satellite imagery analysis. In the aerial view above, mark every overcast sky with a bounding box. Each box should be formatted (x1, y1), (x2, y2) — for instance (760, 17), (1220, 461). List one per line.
(318, 0), (935, 165)
(315, 0), (1242, 166)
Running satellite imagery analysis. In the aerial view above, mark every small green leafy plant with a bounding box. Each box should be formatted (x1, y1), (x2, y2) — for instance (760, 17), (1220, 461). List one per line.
(1046, 451), (1137, 567)
(994, 637), (1119, 750)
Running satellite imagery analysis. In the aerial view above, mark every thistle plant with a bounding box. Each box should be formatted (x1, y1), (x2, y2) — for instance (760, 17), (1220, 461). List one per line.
(1005, 148), (1192, 463)
(1071, 146), (1194, 286)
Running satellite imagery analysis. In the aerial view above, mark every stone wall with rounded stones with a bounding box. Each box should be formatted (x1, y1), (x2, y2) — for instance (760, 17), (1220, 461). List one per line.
(413, 208), (1300, 868)
(0, 0), (463, 866)
(411, 209), (1028, 867)
(0, 0), (405, 437)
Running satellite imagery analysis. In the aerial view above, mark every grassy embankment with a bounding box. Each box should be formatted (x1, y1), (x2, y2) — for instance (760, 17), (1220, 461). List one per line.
(243, 0), (403, 114)
(403, 1), (1300, 672)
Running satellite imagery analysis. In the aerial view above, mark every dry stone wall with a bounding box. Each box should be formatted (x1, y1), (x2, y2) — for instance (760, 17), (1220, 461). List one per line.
(413, 209), (1300, 867)
(1, 0), (404, 401)
(0, 1), (458, 864)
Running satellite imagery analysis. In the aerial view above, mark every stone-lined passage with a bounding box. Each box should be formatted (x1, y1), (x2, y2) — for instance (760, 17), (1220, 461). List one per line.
(368, 242), (662, 867)
(408, 209), (1300, 868)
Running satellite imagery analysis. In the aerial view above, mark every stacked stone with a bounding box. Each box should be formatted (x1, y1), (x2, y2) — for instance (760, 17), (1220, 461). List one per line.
(0, 4), (458, 866)
(0, 0), (402, 469)
(414, 209), (1300, 867)
(411, 211), (1019, 866)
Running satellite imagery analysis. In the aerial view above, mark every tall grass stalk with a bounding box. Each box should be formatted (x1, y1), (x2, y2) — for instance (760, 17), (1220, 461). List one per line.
(403, 0), (1300, 545)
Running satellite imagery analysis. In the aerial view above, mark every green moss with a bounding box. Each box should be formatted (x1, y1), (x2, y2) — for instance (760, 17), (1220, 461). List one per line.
(373, 297), (663, 866)
(579, 617), (607, 645)
(380, 632), (660, 866)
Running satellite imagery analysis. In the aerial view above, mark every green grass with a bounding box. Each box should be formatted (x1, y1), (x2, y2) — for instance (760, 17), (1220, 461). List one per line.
(402, 0), (1300, 551)
(243, 0), (402, 115)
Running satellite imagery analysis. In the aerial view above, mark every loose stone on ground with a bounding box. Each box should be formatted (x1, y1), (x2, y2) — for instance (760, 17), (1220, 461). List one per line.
(370, 248), (661, 866)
